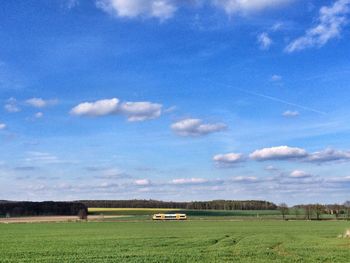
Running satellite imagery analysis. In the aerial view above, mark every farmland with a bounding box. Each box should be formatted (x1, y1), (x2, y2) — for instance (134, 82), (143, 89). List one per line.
(0, 220), (349, 262)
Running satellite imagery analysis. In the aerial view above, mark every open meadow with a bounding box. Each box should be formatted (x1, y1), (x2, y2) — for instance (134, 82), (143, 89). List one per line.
(1, 219), (349, 262)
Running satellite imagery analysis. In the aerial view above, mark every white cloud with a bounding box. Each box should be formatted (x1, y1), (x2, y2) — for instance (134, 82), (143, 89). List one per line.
(96, 0), (293, 20)
(285, 0), (350, 52)
(250, 146), (350, 164)
(70, 98), (120, 117)
(271, 22), (283, 31)
(171, 178), (208, 185)
(257, 32), (272, 50)
(96, 0), (177, 20)
(250, 146), (308, 161)
(71, 98), (162, 121)
(213, 152), (244, 166)
(171, 118), (227, 137)
(282, 110), (299, 117)
(271, 74), (282, 82)
(4, 97), (20, 113)
(0, 123), (6, 130)
(134, 179), (151, 186)
(26, 98), (58, 108)
(212, 0), (293, 14)
(289, 170), (313, 178)
(119, 101), (162, 122)
(307, 148), (350, 163)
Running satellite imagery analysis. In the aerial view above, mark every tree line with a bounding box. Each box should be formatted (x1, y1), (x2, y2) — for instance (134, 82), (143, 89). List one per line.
(0, 201), (87, 217)
(80, 199), (277, 210)
(278, 201), (350, 220)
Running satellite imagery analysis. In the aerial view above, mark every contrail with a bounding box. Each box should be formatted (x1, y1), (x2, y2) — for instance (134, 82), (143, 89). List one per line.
(209, 81), (327, 115)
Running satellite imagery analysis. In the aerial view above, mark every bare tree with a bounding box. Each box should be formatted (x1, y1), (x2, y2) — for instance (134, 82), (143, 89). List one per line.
(78, 209), (88, 220)
(313, 204), (324, 220)
(344, 201), (350, 220)
(278, 203), (289, 220)
(294, 208), (300, 220)
(305, 205), (312, 220)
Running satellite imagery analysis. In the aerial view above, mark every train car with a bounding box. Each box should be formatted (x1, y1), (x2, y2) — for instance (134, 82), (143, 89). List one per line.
(152, 213), (187, 220)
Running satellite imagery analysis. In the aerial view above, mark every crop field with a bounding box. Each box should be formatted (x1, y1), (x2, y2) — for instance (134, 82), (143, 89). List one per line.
(88, 207), (181, 216)
(1, 220), (349, 262)
(88, 208), (281, 216)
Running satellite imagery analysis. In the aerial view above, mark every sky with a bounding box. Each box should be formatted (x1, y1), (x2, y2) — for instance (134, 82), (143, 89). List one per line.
(1, 0), (350, 205)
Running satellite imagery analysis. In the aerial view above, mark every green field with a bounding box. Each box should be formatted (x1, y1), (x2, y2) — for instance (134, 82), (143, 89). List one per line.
(1, 220), (349, 262)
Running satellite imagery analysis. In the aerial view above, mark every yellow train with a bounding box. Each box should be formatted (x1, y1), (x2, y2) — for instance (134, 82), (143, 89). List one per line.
(152, 213), (187, 220)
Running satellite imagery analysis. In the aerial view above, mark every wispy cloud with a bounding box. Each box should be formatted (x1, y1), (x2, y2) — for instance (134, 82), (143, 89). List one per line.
(24, 152), (71, 165)
(171, 178), (209, 185)
(4, 97), (21, 113)
(282, 110), (299, 117)
(271, 74), (282, 82)
(286, 0), (350, 52)
(209, 81), (326, 115)
(257, 32), (272, 50)
(26, 98), (58, 108)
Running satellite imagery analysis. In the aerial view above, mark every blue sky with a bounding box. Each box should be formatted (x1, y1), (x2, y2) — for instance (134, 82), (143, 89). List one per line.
(1, 0), (350, 205)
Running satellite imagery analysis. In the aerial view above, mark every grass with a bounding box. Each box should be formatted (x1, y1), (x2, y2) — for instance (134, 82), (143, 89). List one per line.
(0, 220), (349, 262)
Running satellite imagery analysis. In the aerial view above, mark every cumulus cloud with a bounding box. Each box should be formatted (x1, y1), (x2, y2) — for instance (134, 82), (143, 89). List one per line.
(289, 170), (313, 178)
(285, 0), (350, 52)
(171, 178), (208, 185)
(96, 0), (293, 20)
(213, 152), (244, 166)
(282, 110), (299, 117)
(26, 98), (58, 108)
(250, 146), (308, 161)
(212, 0), (293, 14)
(250, 146), (350, 164)
(119, 101), (162, 122)
(0, 123), (6, 130)
(171, 118), (227, 137)
(307, 148), (350, 163)
(71, 98), (120, 117)
(96, 0), (177, 20)
(70, 98), (162, 121)
(257, 32), (272, 50)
